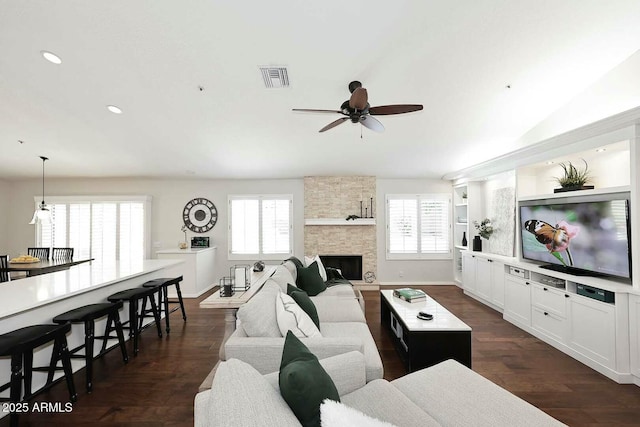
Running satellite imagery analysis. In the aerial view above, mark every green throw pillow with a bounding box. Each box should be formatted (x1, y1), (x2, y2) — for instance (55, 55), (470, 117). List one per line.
(296, 262), (327, 296)
(287, 284), (320, 329)
(279, 331), (340, 427)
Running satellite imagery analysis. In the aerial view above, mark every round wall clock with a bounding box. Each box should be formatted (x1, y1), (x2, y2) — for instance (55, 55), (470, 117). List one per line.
(183, 197), (217, 233)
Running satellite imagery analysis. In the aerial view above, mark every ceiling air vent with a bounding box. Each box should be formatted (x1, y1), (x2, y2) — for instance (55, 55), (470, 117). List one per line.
(260, 66), (289, 88)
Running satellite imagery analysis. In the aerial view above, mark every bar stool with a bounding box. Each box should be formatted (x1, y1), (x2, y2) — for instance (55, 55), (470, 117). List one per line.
(107, 287), (162, 356)
(142, 276), (186, 333)
(0, 324), (77, 427)
(52, 301), (129, 392)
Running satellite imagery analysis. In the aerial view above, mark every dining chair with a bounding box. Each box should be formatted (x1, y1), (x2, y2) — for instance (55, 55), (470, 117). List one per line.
(27, 247), (50, 260)
(0, 255), (9, 283)
(52, 248), (74, 261)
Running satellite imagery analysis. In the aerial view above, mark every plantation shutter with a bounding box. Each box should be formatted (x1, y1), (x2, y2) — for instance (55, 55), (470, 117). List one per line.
(420, 198), (450, 253)
(230, 199), (260, 255)
(388, 198), (418, 254)
(261, 199), (291, 254)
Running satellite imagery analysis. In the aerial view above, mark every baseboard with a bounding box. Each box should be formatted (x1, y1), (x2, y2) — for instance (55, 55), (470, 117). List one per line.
(379, 281), (456, 286)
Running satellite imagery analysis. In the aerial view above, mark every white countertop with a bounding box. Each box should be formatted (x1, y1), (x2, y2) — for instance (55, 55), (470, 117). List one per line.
(381, 290), (471, 332)
(156, 246), (217, 254)
(0, 259), (183, 319)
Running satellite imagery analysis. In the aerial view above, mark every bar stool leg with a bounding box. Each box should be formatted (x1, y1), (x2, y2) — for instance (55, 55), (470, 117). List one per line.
(23, 349), (34, 399)
(84, 319), (95, 393)
(162, 286), (171, 333)
(130, 299), (139, 356)
(57, 336), (78, 402)
(175, 282), (187, 321)
(149, 295), (163, 338)
(9, 352), (23, 427)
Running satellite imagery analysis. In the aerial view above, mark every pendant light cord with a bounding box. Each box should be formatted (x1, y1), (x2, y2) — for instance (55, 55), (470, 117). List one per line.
(40, 156), (48, 206)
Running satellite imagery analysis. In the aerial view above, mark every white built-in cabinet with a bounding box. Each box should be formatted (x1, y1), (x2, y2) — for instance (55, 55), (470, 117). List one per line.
(630, 295), (640, 384)
(461, 251), (634, 384)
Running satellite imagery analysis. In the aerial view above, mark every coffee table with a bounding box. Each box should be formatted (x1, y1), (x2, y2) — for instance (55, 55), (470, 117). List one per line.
(380, 289), (472, 372)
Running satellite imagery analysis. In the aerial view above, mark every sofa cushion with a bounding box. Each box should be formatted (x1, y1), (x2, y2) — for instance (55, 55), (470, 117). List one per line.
(305, 255), (327, 281)
(320, 322), (384, 381)
(270, 265), (296, 293)
(276, 292), (322, 338)
(391, 359), (566, 427)
(279, 332), (340, 427)
(237, 281), (281, 337)
(341, 379), (441, 427)
(319, 283), (356, 298)
(204, 358), (300, 427)
(296, 262), (326, 296)
(310, 296), (365, 323)
(320, 399), (398, 427)
(288, 284), (320, 328)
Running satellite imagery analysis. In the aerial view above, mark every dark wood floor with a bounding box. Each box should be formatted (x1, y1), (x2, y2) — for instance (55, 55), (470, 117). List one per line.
(3, 285), (640, 426)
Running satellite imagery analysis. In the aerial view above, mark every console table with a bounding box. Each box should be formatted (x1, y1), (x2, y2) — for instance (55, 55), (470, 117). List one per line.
(380, 289), (472, 372)
(199, 266), (274, 359)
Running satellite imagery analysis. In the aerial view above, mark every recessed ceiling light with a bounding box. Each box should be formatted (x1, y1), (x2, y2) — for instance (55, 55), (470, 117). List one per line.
(41, 50), (62, 64)
(106, 105), (122, 114)
(596, 148), (606, 153)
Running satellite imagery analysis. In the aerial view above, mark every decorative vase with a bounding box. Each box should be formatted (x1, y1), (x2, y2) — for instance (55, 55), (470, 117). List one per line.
(461, 232), (467, 247)
(473, 236), (482, 252)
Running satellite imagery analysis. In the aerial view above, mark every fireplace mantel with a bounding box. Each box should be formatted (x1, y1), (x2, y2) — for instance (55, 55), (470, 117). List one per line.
(305, 218), (376, 226)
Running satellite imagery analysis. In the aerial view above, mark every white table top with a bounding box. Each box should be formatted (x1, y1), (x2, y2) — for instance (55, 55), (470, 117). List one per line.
(381, 289), (471, 332)
(0, 259), (183, 320)
(200, 266), (274, 309)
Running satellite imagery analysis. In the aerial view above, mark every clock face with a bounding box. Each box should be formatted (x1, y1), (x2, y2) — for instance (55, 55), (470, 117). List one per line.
(183, 198), (217, 233)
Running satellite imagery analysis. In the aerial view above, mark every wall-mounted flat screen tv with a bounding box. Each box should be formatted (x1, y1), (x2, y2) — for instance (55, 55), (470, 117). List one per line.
(519, 192), (631, 279)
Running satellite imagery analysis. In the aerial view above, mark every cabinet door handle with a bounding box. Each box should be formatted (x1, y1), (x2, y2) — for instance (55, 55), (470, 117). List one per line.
(488, 259), (493, 263)
(544, 312), (549, 316)
(565, 294), (570, 298)
(543, 287), (548, 291)
(525, 281), (530, 285)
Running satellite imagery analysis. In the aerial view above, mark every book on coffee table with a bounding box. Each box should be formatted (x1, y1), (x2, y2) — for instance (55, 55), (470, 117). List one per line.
(393, 288), (426, 302)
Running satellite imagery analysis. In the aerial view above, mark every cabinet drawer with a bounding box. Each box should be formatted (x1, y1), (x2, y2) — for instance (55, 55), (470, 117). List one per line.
(532, 306), (566, 343)
(532, 284), (567, 317)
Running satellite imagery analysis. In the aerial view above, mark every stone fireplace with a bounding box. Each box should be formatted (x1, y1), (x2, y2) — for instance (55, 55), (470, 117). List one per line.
(304, 176), (377, 282)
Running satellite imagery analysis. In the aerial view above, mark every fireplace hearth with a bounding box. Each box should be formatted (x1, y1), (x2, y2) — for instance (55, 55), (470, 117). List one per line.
(319, 255), (363, 281)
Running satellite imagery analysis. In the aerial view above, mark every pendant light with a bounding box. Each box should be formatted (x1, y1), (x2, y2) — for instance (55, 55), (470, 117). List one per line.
(29, 156), (51, 224)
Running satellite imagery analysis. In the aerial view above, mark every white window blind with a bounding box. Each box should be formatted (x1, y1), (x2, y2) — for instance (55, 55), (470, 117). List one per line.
(36, 196), (150, 262)
(387, 194), (451, 259)
(229, 195), (293, 260)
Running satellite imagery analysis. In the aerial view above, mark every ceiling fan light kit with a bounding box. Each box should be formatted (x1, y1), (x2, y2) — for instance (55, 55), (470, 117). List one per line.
(293, 80), (423, 133)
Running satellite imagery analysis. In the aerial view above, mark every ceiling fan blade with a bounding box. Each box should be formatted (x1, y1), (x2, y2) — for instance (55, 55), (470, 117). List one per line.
(319, 117), (349, 133)
(292, 108), (342, 114)
(348, 87), (368, 110)
(360, 115), (384, 133)
(369, 104), (423, 115)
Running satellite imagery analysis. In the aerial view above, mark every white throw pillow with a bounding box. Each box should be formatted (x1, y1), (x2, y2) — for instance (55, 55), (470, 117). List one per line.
(320, 399), (398, 427)
(275, 292), (322, 338)
(305, 255), (327, 281)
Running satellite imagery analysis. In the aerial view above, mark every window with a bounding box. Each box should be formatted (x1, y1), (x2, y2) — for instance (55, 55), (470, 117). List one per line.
(36, 196), (151, 263)
(386, 194), (451, 259)
(228, 195), (292, 260)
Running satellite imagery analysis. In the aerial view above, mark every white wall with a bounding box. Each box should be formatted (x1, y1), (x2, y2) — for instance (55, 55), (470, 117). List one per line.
(0, 179), (9, 254)
(376, 178), (454, 284)
(516, 48), (640, 149)
(3, 177), (305, 286)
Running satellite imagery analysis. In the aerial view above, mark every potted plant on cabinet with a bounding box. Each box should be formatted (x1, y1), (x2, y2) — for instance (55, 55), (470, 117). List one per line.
(554, 159), (594, 193)
(473, 218), (493, 251)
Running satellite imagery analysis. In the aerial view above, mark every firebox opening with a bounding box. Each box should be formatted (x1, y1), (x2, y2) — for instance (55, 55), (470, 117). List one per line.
(319, 255), (363, 281)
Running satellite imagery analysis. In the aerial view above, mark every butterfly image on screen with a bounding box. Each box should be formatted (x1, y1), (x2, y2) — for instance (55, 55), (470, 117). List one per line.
(524, 220), (569, 252)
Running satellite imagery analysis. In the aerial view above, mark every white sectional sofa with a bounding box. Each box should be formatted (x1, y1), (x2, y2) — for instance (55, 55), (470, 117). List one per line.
(222, 259), (384, 381)
(194, 351), (567, 427)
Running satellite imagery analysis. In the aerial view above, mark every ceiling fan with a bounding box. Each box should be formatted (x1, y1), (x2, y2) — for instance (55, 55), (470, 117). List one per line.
(293, 81), (423, 133)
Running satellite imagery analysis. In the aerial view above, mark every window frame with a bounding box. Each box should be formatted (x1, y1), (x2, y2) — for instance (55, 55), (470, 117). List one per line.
(34, 195), (152, 259)
(386, 193), (452, 260)
(227, 194), (293, 261)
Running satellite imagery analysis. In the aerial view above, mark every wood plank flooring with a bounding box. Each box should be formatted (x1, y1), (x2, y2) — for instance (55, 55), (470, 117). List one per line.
(3, 285), (640, 426)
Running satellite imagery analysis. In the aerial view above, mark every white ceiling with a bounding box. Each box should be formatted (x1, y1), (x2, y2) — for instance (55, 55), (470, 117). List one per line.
(1, 1), (640, 180)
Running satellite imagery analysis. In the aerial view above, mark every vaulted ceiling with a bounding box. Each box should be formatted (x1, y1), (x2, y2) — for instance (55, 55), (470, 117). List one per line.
(2, 1), (640, 180)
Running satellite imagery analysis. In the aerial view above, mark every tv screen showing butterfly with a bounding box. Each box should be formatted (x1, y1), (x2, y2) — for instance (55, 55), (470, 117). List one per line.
(519, 192), (631, 280)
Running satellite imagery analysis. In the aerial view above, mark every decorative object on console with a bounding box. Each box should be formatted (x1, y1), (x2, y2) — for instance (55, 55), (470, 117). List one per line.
(474, 218), (494, 239)
(252, 260), (265, 272)
(179, 225), (188, 249)
(461, 232), (467, 247)
(29, 155), (51, 225)
(231, 265), (251, 291)
(473, 235), (482, 252)
(182, 197), (218, 233)
(191, 236), (210, 248)
(553, 159), (594, 193)
(219, 277), (234, 297)
(364, 271), (376, 284)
